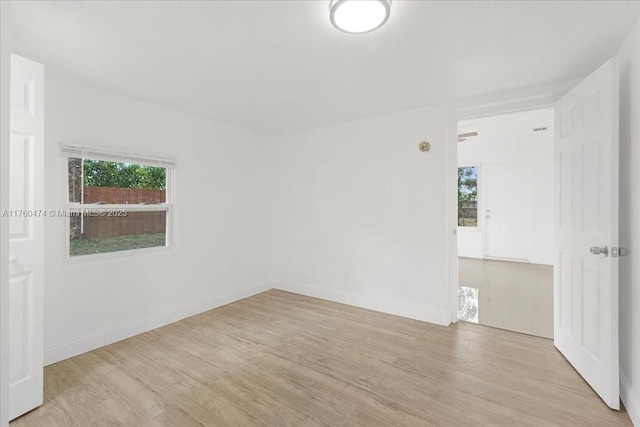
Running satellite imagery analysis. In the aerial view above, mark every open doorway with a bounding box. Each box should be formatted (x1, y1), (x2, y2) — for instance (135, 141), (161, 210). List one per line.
(455, 108), (554, 339)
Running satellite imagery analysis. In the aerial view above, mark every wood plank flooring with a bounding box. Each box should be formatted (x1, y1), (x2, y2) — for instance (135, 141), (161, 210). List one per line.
(11, 290), (633, 426)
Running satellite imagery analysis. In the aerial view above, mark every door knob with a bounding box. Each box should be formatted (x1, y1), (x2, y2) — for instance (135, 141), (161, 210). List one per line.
(611, 247), (629, 258)
(590, 245), (608, 257)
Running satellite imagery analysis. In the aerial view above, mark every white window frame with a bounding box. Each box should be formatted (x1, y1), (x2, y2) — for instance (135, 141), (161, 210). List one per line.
(61, 144), (176, 259)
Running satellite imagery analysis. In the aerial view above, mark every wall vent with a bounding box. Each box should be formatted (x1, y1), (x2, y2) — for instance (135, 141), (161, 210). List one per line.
(457, 131), (478, 142)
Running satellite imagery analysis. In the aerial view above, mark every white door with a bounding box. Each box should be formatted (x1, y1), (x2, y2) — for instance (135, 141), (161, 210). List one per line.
(484, 163), (532, 261)
(9, 54), (44, 420)
(554, 58), (620, 409)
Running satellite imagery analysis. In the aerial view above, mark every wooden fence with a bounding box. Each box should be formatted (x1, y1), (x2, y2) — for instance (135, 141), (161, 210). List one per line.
(74, 186), (166, 239)
(83, 186), (165, 204)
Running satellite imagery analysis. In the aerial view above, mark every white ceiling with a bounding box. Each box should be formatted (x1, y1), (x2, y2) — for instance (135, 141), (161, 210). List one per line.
(10, 1), (639, 135)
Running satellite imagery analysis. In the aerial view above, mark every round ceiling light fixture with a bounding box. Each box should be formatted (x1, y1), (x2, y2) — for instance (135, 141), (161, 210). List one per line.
(330, 0), (391, 34)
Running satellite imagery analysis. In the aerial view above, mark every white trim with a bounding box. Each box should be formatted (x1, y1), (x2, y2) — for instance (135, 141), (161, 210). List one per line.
(64, 243), (176, 265)
(0, 2), (10, 425)
(43, 280), (272, 366)
(62, 150), (176, 260)
(452, 81), (575, 121)
(447, 84), (572, 324)
(272, 279), (451, 326)
(67, 203), (171, 212)
(621, 371), (640, 427)
(447, 111), (459, 323)
(45, 278), (451, 366)
(483, 256), (531, 263)
(60, 143), (176, 168)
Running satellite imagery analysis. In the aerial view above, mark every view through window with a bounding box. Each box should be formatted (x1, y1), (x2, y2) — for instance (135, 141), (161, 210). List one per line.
(67, 157), (171, 256)
(458, 166), (478, 227)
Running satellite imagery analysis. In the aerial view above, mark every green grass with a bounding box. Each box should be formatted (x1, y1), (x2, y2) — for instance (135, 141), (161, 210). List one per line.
(458, 218), (478, 227)
(70, 233), (166, 256)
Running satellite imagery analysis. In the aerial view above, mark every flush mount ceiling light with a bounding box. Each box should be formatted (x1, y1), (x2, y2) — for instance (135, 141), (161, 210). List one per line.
(330, 0), (391, 34)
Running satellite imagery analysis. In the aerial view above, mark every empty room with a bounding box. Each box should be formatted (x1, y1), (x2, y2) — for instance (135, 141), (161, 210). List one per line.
(456, 108), (555, 338)
(1, 1), (639, 426)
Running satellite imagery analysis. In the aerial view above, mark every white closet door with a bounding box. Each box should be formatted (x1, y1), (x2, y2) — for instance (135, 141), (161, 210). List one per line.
(9, 53), (44, 421)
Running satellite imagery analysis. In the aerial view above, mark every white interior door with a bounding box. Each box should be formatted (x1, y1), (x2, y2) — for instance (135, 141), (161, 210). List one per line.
(9, 54), (44, 420)
(484, 163), (532, 261)
(554, 58), (619, 409)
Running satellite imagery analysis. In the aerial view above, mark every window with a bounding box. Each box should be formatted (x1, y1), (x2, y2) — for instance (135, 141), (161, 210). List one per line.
(63, 145), (175, 257)
(458, 166), (478, 227)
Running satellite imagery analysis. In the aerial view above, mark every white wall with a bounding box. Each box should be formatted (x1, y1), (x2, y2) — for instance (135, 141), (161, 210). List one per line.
(457, 228), (483, 259)
(42, 78), (273, 364)
(0, 2), (11, 425)
(270, 104), (458, 326)
(268, 81), (575, 327)
(618, 18), (640, 427)
(457, 108), (555, 265)
(29, 55), (574, 373)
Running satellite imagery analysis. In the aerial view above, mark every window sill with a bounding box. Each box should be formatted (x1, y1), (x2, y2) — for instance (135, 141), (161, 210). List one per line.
(63, 243), (176, 265)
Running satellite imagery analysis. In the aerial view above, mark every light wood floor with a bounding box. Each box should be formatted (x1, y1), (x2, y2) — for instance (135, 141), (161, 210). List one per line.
(11, 290), (632, 426)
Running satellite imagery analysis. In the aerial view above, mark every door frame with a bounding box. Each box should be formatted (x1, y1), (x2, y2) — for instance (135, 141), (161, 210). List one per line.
(0, 2), (11, 426)
(446, 85), (573, 324)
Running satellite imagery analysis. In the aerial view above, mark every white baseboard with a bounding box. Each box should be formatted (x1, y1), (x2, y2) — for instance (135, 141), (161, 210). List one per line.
(272, 279), (451, 326)
(43, 280), (272, 366)
(622, 370), (640, 426)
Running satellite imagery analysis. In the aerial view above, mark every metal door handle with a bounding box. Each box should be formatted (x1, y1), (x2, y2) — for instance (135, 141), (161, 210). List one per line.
(611, 247), (629, 258)
(590, 245), (608, 257)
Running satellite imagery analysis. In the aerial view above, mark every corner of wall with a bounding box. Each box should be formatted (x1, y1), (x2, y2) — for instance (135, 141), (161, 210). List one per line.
(272, 279), (451, 327)
(43, 279), (273, 366)
(263, 134), (279, 283)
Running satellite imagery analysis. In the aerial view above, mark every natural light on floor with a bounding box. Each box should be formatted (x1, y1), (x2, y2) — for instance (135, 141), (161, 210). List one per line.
(457, 285), (479, 323)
